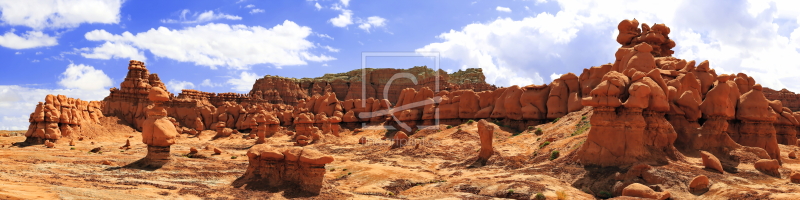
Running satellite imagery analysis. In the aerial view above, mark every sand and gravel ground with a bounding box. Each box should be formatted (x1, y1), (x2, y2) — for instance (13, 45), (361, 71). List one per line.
(1, 109), (800, 199)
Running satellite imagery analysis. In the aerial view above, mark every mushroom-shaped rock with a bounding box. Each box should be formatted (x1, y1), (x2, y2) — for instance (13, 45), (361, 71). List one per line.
(754, 159), (780, 176)
(621, 183), (670, 200)
(700, 151), (724, 173)
(689, 175), (710, 193)
(477, 119), (494, 161)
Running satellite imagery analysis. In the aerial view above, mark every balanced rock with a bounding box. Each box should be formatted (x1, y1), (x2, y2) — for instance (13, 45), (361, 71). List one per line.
(190, 147), (199, 154)
(790, 151), (797, 159)
(700, 151), (724, 173)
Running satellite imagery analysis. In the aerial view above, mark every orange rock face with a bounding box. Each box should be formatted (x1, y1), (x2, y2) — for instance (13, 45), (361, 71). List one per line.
(621, 183), (670, 200)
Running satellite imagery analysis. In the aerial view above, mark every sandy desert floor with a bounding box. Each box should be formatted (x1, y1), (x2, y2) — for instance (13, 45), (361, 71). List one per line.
(2, 108), (800, 199)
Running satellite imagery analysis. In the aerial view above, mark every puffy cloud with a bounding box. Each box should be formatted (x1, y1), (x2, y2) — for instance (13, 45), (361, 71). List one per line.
(200, 79), (223, 87)
(0, 30), (58, 49)
(340, 0), (350, 7)
(315, 2), (322, 10)
(166, 80), (195, 93)
(0, 0), (121, 30)
(496, 6), (512, 12)
(227, 71), (260, 92)
(84, 20), (334, 69)
(358, 16), (387, 33)
(329, 8), (353, 27)
(80, 41), (146, 61)
(245, 4), (255, 8)
(161, 10), (241, 24)
(58, 64), (113, 90)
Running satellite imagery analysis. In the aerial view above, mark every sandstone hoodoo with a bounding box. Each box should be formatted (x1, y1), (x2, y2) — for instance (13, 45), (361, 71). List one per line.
(477, 119), (495, 162)
(140, 87), (178, 167)
(234, 144), (334, 194)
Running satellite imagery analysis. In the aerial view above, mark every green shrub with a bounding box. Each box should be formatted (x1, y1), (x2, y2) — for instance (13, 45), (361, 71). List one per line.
(467, 119), (475, 124)
(553, 118), (560, 123)
(539, 141), (550, 148)
(535, 128), (543, 135)
(550, 150), (560, 160)
(581, 116), (587, 120)
(446, 125), (453, 129)
(599, 191), (613, 198)
(70, 147), (75, 150)
(535, 192), (546, 200)
(507, 189), (515, 194)
(571, 120), (591, 136)
(231, 156), (238, 159)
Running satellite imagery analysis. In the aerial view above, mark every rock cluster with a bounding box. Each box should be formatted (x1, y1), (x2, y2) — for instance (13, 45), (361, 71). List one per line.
(24, 94), (104, 144)
(576, 19), (790, 167)
(235, 144), (334, 194)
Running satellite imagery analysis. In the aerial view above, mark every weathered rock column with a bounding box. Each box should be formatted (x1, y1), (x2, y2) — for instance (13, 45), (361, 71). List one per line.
(141, 87), (178, 166)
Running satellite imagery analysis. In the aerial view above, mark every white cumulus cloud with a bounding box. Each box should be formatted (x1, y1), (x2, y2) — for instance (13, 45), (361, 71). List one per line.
(166, 80), (195, 93)
(315, 2), (322, 10)
(0, 0), (122, 30)
(250, 9), (264, 14)
(0, 30), (58, 49)
(329, 9), (353, 27)
(80, 41), (146, 61)
(358, 16), (387, 33)
(83, 20), (335, 69)
(58, 63), (113, 90)
(227, 71), (260, 92)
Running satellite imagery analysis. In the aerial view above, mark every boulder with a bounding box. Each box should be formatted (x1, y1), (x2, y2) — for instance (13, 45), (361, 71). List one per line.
(621, 183), (670, 200)
(700, 151), (724, 173)
(754, 159), (780, 176)
(689, 175), (709, 193)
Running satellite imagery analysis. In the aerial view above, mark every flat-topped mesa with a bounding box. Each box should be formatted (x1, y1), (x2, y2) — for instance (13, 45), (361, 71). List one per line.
(24, 94), (104, 144)
(764, 87), (800, 111)
(252, 66), (496, 106)
(577, 18), (791, 167)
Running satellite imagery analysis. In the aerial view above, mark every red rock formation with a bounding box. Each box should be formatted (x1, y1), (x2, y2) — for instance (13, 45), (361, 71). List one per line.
(25, 94), (103, 144)
(236, 145), (334, 194)
(141, 87), (178, 166)
(477, 119), (494, 161)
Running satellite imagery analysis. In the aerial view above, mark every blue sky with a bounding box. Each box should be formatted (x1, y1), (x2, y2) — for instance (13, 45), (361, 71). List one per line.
(1, 0), (800, 130)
